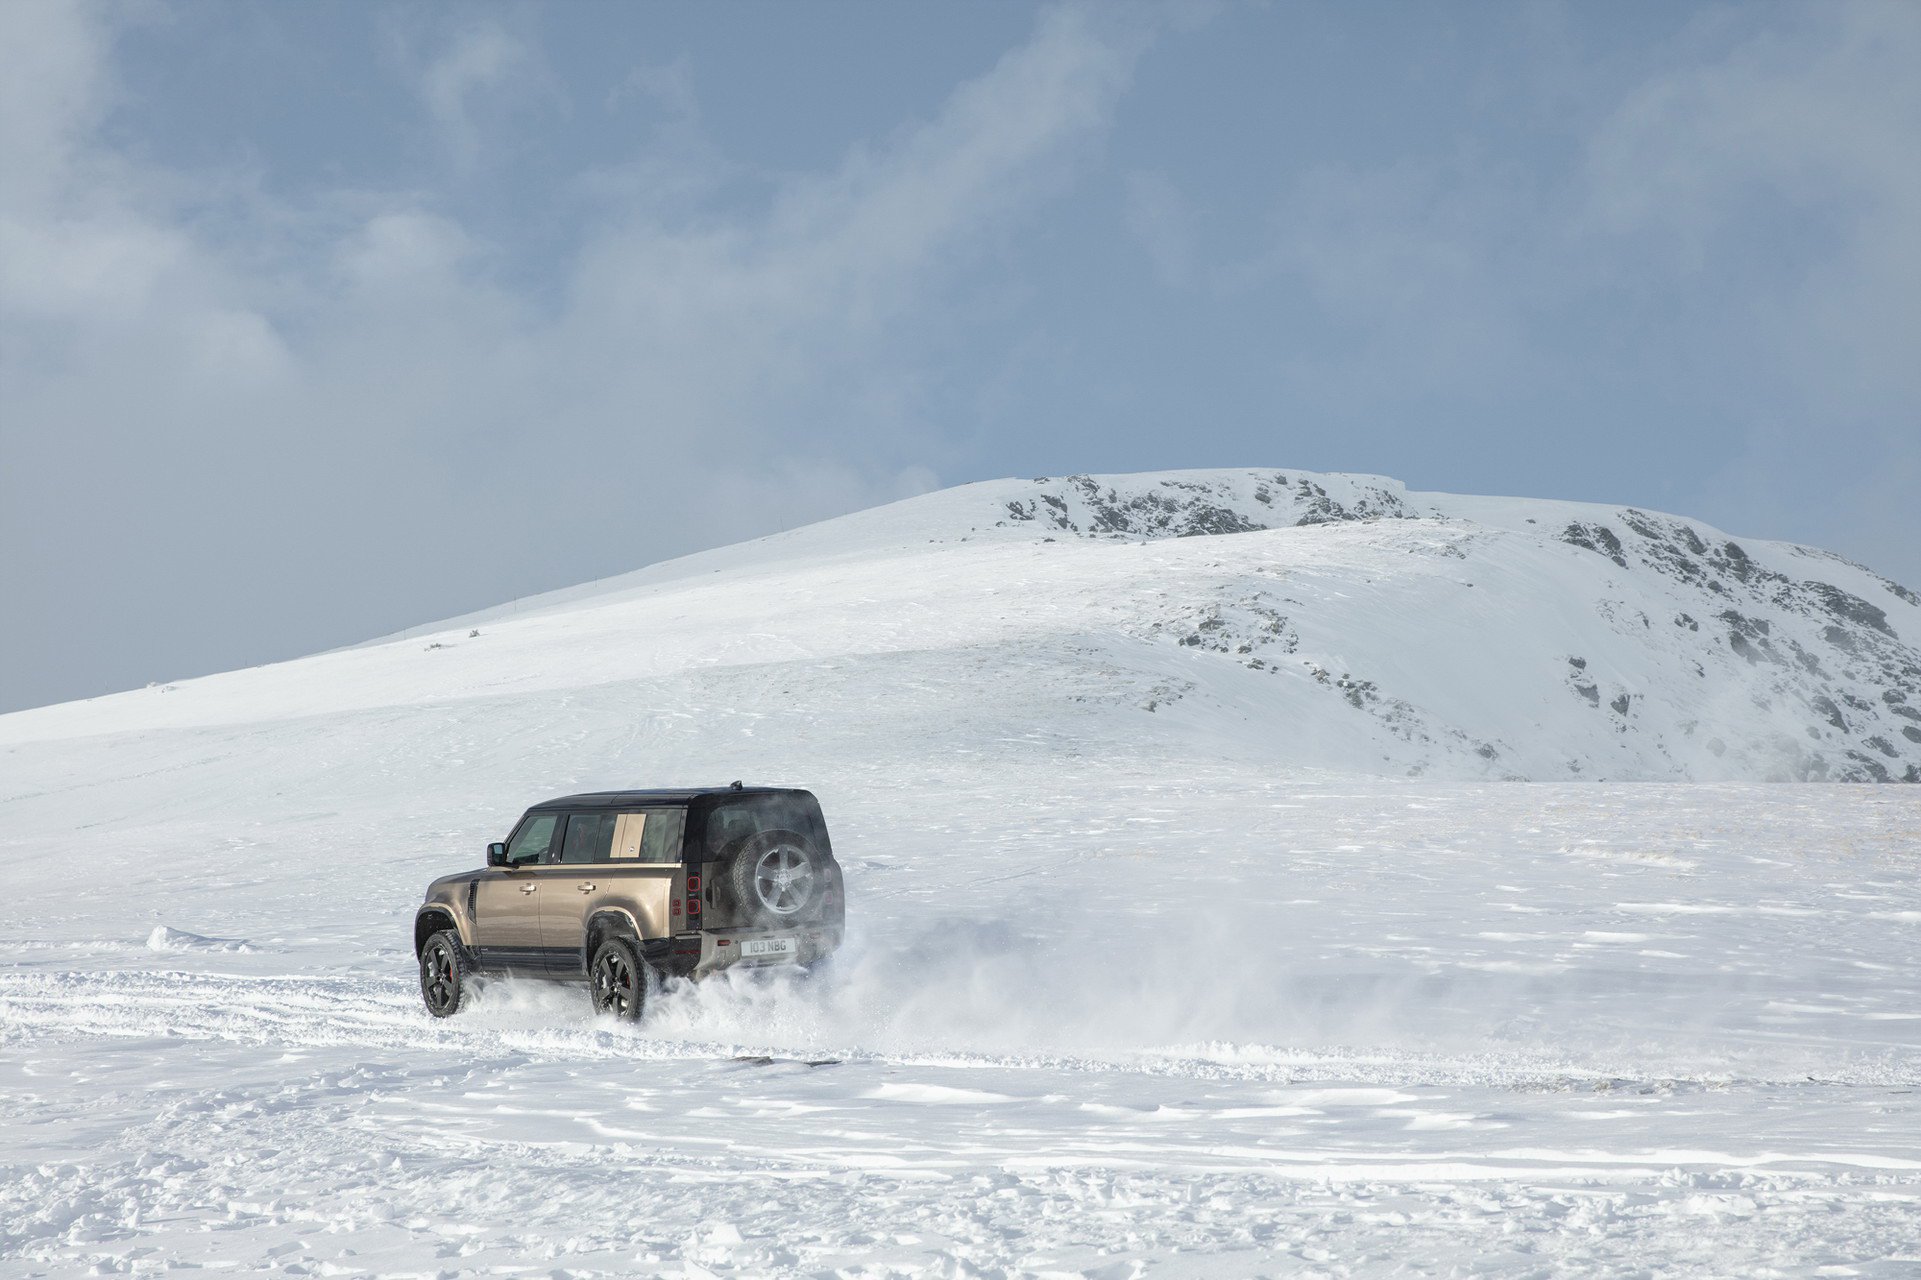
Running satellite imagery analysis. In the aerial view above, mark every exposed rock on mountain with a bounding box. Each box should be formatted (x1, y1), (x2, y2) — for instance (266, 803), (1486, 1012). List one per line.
(976, 470), (1917, 781)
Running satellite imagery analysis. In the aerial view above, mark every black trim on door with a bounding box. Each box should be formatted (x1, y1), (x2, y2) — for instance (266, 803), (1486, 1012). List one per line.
(475, 945), (579, 977)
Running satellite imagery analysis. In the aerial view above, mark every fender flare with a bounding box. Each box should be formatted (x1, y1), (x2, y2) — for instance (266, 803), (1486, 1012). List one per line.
(413, 905), (469, 955)
(582, 907), (645, 973)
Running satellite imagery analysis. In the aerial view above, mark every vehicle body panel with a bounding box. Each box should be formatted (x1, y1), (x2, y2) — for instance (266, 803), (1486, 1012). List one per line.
(474, 867), (549, 955)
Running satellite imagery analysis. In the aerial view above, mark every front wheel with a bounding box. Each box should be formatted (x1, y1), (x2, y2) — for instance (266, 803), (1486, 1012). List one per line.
(589, 937), (648, 1021)
(419, 930), (471, 1018)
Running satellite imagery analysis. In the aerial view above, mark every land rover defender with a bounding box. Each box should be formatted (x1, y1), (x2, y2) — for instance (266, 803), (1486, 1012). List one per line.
(414, 785), (845, 1020)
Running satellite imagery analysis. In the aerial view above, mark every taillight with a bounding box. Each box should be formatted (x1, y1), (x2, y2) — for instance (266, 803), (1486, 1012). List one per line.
(685, 872), (702, 919)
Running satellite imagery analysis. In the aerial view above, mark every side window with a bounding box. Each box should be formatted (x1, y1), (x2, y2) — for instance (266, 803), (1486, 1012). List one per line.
(504, 814), (558, 866)
(639, 808), (686, 863)
(609, 809), (687, 863)
(557, 812), (616, 864)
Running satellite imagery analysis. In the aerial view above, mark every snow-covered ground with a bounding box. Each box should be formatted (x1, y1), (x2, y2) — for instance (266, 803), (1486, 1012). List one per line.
(3, 470), (1918, 1276)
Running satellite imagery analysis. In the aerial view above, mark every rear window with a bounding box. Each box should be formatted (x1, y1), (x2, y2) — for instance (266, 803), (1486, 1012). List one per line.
(698, 793), (830, 858)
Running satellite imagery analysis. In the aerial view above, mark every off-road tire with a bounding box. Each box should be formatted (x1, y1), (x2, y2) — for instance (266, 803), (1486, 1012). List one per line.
(589, 936), (647, 1021)
(419, 929), (472, 1018)
(724, 828), (823, 921)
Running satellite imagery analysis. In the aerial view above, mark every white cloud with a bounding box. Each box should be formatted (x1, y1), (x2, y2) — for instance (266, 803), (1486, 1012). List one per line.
(1585, 2), (1921, 418)
(417, 20), (536, 167)
(334, 210), (481, 296)
(0, 0), (110, 214)
(1580, 2), (1921, 581)
(0, 2), (1150, 710)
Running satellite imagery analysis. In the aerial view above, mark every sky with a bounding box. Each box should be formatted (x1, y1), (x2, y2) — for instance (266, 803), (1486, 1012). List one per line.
(2, 0), (1917, 715)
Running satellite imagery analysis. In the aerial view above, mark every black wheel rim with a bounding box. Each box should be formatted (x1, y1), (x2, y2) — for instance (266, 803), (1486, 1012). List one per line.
(592, 949), (638, 1017)
(421, 939), (459, 1014)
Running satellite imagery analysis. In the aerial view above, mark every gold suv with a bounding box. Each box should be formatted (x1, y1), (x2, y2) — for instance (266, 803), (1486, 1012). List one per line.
(414, 784), (845, 1020)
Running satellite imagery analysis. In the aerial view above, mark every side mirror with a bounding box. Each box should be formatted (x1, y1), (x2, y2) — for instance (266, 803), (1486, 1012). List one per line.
(486, 842), (509, 867)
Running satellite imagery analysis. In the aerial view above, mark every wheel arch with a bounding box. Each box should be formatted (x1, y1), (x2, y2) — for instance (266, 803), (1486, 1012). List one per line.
(582, 907), (644, 973)
(414, 906), (465, 957)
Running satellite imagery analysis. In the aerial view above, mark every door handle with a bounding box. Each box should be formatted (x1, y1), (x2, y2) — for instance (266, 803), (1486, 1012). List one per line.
(576, 883), (596, 893)
(519, 883), (537, 894)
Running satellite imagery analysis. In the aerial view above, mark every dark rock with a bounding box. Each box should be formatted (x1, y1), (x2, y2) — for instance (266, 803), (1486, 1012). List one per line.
(1804, 582), (1895, 637)
(1844, 752), (1892, 783)
(1562, 522), (1629, 568)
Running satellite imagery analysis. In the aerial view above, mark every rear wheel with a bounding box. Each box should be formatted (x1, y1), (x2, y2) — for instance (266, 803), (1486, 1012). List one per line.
(419, 930), (471, 1018)
(589, 937), (647, 1021)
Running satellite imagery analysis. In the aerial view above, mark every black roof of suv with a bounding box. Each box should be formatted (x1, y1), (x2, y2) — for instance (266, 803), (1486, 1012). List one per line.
(527, 785), (804, 811)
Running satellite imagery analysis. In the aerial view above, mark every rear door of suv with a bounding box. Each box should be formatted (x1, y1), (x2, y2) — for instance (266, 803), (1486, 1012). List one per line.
(691, 791), (842, 931)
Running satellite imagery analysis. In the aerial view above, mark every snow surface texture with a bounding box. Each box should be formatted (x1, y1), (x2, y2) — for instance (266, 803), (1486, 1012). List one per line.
(2, 468), (1919, 1276)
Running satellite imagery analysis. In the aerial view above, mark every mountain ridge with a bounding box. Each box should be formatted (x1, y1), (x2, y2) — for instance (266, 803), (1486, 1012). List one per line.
(5, 468), (1916, 782)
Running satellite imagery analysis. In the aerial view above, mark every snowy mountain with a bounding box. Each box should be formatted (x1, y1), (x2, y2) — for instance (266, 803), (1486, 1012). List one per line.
(4, 469), (1920, 1276)
(12, 467), (1916, 783)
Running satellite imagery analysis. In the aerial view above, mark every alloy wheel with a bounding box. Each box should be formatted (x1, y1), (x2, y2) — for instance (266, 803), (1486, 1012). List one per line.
(752, 843), (815, 916)
(592, 948), (638, 1017)
(421, 938), (460, 1015)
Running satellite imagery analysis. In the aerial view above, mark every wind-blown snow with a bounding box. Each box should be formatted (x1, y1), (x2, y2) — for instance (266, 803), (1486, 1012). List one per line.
(2, 468), (1918, 1276)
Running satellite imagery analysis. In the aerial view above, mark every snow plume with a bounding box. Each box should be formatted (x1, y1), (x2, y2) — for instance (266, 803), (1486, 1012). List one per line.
(145, 924), (251, 954)
(635, 903), (1873, 1087)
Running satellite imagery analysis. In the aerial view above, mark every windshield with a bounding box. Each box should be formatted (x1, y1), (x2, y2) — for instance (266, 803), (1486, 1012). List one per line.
(698, 793), (830, 858)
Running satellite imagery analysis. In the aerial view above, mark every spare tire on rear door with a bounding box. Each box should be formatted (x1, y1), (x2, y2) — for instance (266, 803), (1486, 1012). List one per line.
(724, 828), (823, 921)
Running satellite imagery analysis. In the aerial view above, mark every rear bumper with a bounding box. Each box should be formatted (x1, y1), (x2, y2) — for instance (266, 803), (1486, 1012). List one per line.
(647, 922), (843, 979)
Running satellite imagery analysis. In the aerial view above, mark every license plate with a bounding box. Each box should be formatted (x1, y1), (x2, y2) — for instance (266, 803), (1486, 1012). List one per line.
(740, 937), (796, 960)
